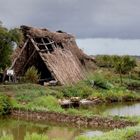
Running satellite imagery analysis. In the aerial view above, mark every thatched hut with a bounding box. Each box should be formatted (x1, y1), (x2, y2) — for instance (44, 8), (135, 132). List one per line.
(11, 26), (94, 85)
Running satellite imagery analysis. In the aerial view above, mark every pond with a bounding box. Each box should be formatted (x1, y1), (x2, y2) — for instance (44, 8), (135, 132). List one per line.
(1, 102), (139, 139)
(0, 117), (104, 140)
(104, 102), (140, 116)
(81, 102), (140, 117)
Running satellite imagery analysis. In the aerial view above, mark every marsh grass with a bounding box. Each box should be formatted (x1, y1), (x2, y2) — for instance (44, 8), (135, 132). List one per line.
(26, 95), (65, 113)
(75, 126), (140, 140)
(0, 94), (12, 115)
(25, 133), (48, 140)
(0, 135), (13, 140)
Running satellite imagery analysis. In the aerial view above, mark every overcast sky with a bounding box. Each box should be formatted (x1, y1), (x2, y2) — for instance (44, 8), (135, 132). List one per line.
(0, 0), (140, 55)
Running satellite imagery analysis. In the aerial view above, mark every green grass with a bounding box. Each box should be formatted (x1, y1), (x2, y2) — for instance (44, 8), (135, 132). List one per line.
(0, 57), (139, 140)
(0, 135), (13, 140)
(0, 67), (140, 120)
(26, 95), (65, 113)
(90, 88), (140, 102)
(0, 84), (47, 102)
(1, 69), (140, 103)
(24, 133), (48, 140)
(1, 73), (140, 117)
(0, 94), (12, 115)
(0, 133), (57, 140)
(75, 126), (140, 140)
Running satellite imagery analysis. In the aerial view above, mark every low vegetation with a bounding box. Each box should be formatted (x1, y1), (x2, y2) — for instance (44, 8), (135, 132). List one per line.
(0, 55), (139, 140)
(0, 133), (56, 140)
(95, 55), (137, 84)
(26, 95), (65, 113)
(0, 135), (13, 140)
(75, 126), (140, 140)
(0, 22), (23, 71)
(24, 66), (40, 83)
(0, 94), (12, 115)
(25, 133), (49, 140)
(0, 59), (140, 115)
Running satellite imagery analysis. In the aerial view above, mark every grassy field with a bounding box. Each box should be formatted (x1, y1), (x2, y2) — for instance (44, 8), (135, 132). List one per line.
(0, 57), (140, 140)
(0, 65), (140, 116)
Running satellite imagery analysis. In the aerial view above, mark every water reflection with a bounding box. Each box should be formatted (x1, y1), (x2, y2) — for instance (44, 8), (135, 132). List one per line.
(82, 102), (140, 116)
(0, 117), (104, 140)
(81, 130), (103, 137)
(104, 103), (140, 116)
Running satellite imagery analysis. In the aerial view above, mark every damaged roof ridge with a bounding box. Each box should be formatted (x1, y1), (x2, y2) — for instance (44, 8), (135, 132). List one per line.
(20, 25), (75, 43)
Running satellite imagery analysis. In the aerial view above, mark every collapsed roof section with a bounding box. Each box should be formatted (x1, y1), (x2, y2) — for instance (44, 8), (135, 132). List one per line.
(11, 26), (94, 85)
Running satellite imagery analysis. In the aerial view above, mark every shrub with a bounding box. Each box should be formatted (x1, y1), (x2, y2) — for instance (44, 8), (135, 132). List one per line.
(96, 55), (114, 68)
(85, 73), (113, 90)
(113, 55), (136, 74)
(0, 94), (12, 115)
(112, 56), (136, 85)
(96, 55), (136, 74)
(24, 66), (40, 83)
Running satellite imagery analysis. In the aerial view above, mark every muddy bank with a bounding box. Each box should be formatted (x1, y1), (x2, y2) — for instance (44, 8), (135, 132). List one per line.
(11, 109), (136, 129)
(131, 133), (140, 140)
(60, 96), (140, 109)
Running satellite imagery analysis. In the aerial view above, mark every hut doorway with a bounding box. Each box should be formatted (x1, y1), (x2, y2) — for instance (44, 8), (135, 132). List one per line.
(34, 54), (55, 84)
(23, 41), (55, 84)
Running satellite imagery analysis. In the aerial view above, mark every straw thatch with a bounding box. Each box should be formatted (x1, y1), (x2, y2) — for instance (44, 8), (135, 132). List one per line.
(11, 26), (95, 85)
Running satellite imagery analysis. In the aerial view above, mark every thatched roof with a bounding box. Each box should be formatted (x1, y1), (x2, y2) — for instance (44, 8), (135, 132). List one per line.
(21, 25), (74, 43)
(11, 26), (95, 85)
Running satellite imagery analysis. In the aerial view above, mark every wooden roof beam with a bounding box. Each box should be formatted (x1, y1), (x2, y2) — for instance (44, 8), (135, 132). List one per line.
(9, 39), (29, 70)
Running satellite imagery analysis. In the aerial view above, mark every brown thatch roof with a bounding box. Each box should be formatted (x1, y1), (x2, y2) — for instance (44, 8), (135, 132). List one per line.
(11, 26), (95, 85)
(21, 25), (74, 43)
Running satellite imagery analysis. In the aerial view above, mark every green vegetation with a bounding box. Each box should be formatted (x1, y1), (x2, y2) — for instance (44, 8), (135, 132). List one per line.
(0, 22), (23, 70)
(0, 133), (52, 140)
(25, 133), (49, 140)
(0, 84), (47, 102)
(24, 66), (40, 83)
(96, 55), (114, 68)
(96, 55), (136, 70)
(0, 64), (140, 115)
(75, 126), (140, 140)
(26, 95), (64, 113)
(96, 55), (137, 85)
(0, 56), (140, 104)
(0, 135), (13, 140)
(113, 56), (136, 85)
(0, 54), (139, 139)
(0, 94), (12, 115)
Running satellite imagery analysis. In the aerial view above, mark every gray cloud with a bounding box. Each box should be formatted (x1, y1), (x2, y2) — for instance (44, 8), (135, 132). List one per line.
(0, 0), (140, 39)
